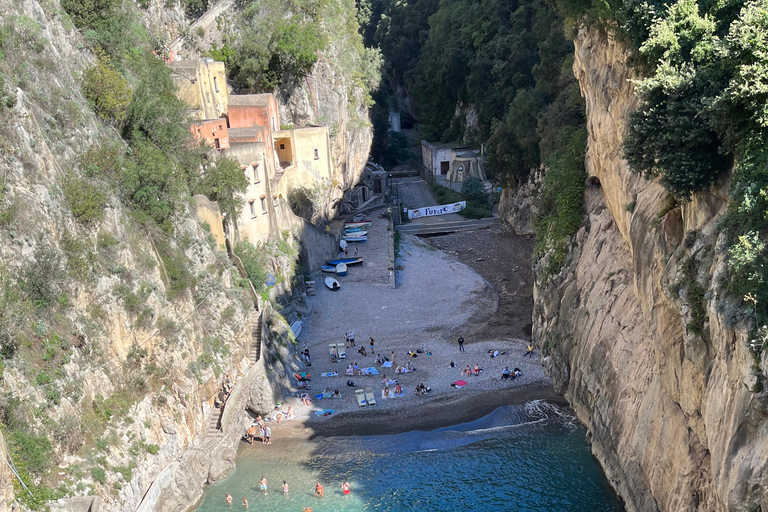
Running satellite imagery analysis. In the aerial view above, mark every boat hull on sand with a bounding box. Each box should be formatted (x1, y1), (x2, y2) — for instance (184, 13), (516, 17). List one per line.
(325, 277), (341, 291)
(327, 257), (363, 266)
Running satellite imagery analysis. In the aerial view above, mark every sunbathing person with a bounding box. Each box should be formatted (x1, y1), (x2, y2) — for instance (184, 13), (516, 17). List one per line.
(406, 361), (414, 372)
(358, 346), (367, 356)
(395, 384), (403, 395)
(383, 386), (391, 398)
(380, 374), (388, 386)
(301, 393), (312, 406)
(461, 365), (472, 377)
(501, 367), (511, 380)
(375, 354), (385, 365)
(332, 389), (341, 398)
(473, 364), (482, 376)
(395, 365), (405, 374)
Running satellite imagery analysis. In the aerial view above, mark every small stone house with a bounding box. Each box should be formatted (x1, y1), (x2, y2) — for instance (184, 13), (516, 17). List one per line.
(168, 58), (228, 120)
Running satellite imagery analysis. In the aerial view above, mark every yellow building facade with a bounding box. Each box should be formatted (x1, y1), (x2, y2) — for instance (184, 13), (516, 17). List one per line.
(168, 58), (228, 120)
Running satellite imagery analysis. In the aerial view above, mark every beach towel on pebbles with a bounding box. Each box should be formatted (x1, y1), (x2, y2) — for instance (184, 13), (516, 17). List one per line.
(361, 367), (379, 375)
(382, 361), (392, 368)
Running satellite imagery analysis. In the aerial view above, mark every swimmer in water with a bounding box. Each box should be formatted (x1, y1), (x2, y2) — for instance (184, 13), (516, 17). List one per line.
(225, 493), (233, 505)
(259, 476), (267, 492)
(241, 497), (248, 508)
(282, 481), (288, 493)
(342, 480), (351, 495)
(314, 482), (324, 497)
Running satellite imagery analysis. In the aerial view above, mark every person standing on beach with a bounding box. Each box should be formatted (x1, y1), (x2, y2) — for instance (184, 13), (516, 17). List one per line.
(259, 476), (267, 492)
(265, 425), (271, 444)
(353, 246), (359, 257)
(524, 343), (534, 357)
(458, 336), (465, 352)
(369, 337), (374, 354)
(349, 330), (355, 347)
(344, 332), (350, 348)
(340, 238), (347, 253)
(315, 482), (324, 497)
(342, 480), (351, 495)
(282, 481), (289, 493)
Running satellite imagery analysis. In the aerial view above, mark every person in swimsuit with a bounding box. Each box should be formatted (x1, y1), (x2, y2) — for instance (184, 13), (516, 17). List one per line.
(259, 476), (267, 492)
(342, 480), (351, 495)
(225, 493), (233, 505)
(242, 497), (248, 508)
(315, 482), (324, 497)
(282, 481), (289, 493)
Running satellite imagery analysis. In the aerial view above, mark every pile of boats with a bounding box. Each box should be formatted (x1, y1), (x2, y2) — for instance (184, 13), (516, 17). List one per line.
(320, 215), (373, 291)
(321, 257), (363, 291)
(342, 214), (371, 243)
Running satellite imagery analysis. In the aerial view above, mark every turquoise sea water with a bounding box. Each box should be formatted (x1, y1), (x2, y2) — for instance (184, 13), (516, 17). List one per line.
(195, 402), (624, 512)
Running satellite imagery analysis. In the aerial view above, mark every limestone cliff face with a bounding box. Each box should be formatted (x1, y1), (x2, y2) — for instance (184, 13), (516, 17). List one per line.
(278, 55), (374, 218)
(533, 28), (768, 512)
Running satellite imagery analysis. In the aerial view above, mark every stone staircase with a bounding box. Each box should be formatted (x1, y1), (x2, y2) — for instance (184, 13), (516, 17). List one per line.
(203, 312), (263, 438)
(395, 216), (497, 235)
(249, 312), (263, 366)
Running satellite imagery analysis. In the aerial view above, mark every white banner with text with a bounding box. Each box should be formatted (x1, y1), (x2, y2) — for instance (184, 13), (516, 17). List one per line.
(407, 201), (465, 219)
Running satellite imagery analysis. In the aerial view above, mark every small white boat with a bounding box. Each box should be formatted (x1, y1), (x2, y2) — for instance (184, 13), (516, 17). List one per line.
(290, 320), (302, 339)
(336, 263), (348, 276)
(343, 230), (367, 237)
(325, 276), (341, 291)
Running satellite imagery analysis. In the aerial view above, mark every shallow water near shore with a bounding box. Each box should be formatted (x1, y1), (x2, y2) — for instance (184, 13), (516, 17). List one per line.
(194, 402), (624, 512)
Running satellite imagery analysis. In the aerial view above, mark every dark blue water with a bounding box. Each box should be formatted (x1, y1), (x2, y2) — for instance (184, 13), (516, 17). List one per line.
(195, 401), (624, 512)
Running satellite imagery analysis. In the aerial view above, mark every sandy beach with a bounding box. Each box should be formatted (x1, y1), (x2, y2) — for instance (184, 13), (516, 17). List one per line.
(260, 209), (553, 441)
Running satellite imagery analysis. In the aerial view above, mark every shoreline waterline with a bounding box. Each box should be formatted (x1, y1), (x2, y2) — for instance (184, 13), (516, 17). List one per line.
(193, 400), (625, 512)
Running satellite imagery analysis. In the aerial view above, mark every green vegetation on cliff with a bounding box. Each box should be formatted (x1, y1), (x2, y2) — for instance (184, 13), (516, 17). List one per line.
(362, 0), (587, 275)
(557, 0), (768, 324)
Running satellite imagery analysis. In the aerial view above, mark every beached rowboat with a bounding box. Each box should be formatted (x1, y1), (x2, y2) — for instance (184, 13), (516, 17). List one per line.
(290, 321), (302, 339)
(343, 230), (367, 237)
(335, 263), (347, 276)
(325, 276), (341, 291)
(344, 226), (367, 232)
(327, 257), (363, 266)
(321, 265), (337, 273)
(344, 221), (372, 228)
(342, 236), (367, 243)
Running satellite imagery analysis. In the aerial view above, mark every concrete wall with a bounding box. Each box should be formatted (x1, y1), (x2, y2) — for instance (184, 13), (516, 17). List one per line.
(421, 141), (451, 176)
(168, 59), (228, 121)
(193, 195), (226, 248)
(274, 126), (333, 201)
(190, 119), (229, 149)
(222, 143), (279, 245)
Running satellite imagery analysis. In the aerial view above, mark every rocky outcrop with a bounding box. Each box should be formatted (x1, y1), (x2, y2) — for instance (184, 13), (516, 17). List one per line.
(534, 28), (768, 512)
(498, 166), (542, 235)
(278, 54), (373, 219)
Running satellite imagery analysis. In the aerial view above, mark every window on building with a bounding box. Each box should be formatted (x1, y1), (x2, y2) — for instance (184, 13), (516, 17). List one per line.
(253, 165), (260, 183)
(313, 148), (319, 160)
(249, 200), (256, 217)
(214, 138), (220, 149)
(280, 143), (285, 150)
(273, 196), (279, 208)
(197, 128), (202, 136)
(260, 196), (267, 213)
(214, 77), (219, 93)
(271, 116), (276, 131)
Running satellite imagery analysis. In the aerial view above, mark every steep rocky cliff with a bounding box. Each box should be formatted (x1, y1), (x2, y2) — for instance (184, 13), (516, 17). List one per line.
(0, 0), (300, 510)
(533, 28), (768, 511)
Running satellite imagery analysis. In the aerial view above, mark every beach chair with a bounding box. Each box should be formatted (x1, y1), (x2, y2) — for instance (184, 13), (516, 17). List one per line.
(337, 342), (346, 359)
(364, 387), (377, 406)
(355, 389), (367, 408)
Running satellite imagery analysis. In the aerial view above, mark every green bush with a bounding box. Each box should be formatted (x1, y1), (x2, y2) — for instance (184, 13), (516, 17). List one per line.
(63, 177), (106, 225)
(534, 127), (587, 278)
(82, 54), (132, 125)
(22, 244), (66, 309)
(233, 241), (267, 289)
(145, 443), (159, 455)
(192, 157), (248, 219)
(91, 466), (106, 484)
(461, 177), (489, 204)
(155, 241), (196, 299)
